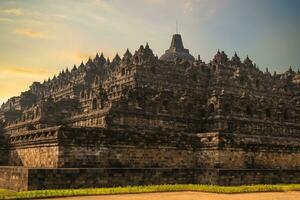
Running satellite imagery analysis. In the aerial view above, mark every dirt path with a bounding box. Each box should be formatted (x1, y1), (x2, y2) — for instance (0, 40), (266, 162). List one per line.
(43, 191), (300, 200)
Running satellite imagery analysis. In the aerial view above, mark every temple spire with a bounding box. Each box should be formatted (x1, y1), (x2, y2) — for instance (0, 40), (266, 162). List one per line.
(160, 33), (195, 62)
(170, 34), (184, 51)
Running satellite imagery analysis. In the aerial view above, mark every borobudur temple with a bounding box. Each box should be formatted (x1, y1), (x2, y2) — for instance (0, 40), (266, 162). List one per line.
(1, 34), (300, 191)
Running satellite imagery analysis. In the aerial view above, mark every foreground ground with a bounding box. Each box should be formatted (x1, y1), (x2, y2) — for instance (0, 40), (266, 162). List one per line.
(43, 191), (300, 200)
(2, 184), (300, 199)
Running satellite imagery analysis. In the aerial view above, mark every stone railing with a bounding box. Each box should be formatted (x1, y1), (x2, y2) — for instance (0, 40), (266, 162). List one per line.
(9, 126), (60, 146)
(207, 116), (300, 137)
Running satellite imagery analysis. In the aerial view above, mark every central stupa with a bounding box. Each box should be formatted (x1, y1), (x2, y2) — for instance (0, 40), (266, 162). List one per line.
(160, 34), (195, 62)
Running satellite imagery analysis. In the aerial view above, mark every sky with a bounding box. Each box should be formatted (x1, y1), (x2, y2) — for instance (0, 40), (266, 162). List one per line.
(0, 0), (300, 104)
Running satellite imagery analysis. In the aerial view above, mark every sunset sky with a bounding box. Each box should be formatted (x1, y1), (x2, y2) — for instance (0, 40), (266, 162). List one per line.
(0, 0), (300, 104)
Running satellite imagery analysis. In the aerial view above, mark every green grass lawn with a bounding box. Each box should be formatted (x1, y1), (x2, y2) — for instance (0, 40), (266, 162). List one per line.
(1, 184), (300, 199)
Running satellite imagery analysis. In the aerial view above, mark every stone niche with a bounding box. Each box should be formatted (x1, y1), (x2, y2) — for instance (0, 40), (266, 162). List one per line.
(0, 133), (8, 165)
(0, 148), (8, 166)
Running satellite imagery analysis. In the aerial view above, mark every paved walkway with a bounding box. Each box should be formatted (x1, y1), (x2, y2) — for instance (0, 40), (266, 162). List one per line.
(43, 191), (300, 200)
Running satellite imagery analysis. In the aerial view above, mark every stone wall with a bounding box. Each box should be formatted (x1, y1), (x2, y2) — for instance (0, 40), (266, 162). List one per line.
(7, 126), (218, 168)
(1, 167), (300, 191)
(8, 145), (59, 167)
(7, 127), (300, 170)
(7, 126), (60, 167)
(218, 149), (300, 169)
(60, 146), (198, 168)
(4, 126), (300, 191)
(26, 168), (207, 191)
(0, 167), (216, 191)
(217, 169), (300, 186)
(217, 133), (300, 169)
(196, 149), (220, 168)
(57, 127), (220, 168)
(0, 166), (28, 191)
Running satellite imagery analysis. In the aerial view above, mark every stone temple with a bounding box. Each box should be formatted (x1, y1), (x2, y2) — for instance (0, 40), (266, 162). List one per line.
(1, 33), (300, 191)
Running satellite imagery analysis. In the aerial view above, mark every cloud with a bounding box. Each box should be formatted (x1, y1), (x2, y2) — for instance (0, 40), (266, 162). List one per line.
(51, 50), (92, 64)
(205, 7), (216, 18)
(0, 66), (55, 76)
(0, 65), (58, 100)
(183, 0), (195, 13)
(144, 0), (221, 18)
(14, 29), (48, 39)
(143, 0), (165, 4)
(90, 0), (112, 10)
(0, 17), (13, 23)
(1, 8), (22, 16)
(0, 78), (35, 102)
(93, 0), (105, 3)
(180, 0), (228, 21)
(76, 51), (92, 61)
(53, 14), (72, 21)
(53, 49), (115, 66)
